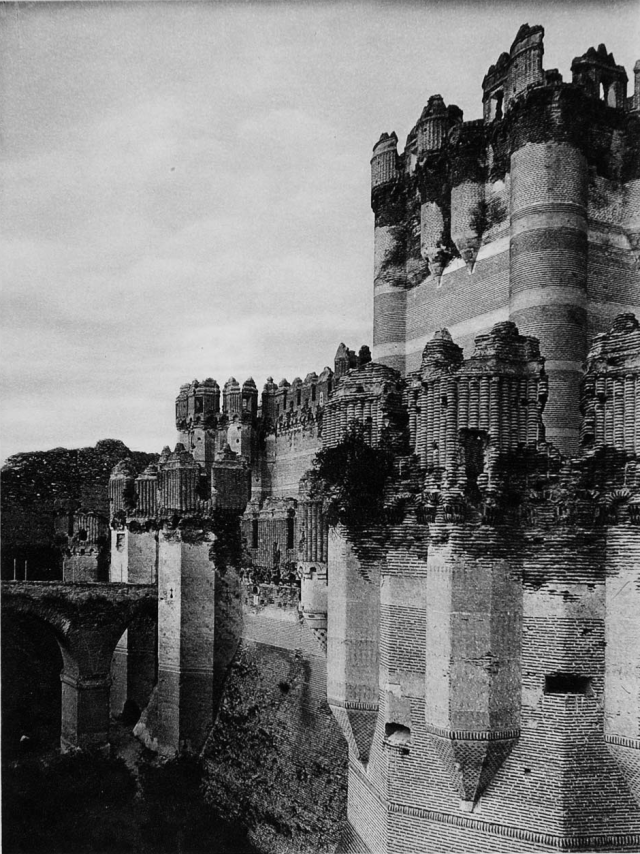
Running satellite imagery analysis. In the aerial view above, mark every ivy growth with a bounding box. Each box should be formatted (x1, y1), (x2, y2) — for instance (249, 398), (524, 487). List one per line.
(209, 509), (247, 574)
(469, 197), (507, 239)
(308, 423), (395, 532)
(121, 480), (138, 513)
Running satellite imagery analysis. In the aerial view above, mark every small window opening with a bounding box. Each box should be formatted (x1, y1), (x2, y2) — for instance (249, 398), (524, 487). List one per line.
(77, 528), (88, 542)
(494, 91), (503, 120)
(311, 385), (316, 402)
(385, 722), (411, 746)
(296, 390), (301, 406)
(544, 673), (592, 695)
(287, 514), (295, 550)
(461, 429), (486, 500)
(327, 380), (332, 395)
(290, 400), (294, 411)
(441, 395), (448, 408)
(252, 518), (259, 549)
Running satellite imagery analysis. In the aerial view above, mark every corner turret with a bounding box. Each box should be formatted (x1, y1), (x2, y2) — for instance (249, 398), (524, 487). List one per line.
(242, 377), (258, 417)
(482, 23), (545, 121)
(371, 132), (399, 190)
(571, 43), (628, 109)
(223, 377), (242, 416)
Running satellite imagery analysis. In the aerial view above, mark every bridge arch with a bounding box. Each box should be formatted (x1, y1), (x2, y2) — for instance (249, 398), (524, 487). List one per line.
(1, 581), (157, 752)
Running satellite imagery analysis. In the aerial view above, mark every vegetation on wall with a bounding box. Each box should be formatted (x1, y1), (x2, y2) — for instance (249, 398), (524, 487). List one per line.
(1, 440), (157, 578)
(469, 196), (507, 240)
(209, 508), (248, 574)
(1, 439), (156, 511)
(308, 423), (396, 531)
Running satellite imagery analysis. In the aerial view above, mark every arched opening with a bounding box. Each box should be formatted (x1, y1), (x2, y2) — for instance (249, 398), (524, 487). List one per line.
(287, 512), (295, 551)
(493, 90), (503, 120)
(1, 612), (64, 759)
(460, 428), (488, 501)
(110, 610), (158, 725)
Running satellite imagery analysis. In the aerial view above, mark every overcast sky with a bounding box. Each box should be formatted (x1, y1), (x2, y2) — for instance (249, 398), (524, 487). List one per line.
(1, 0), (638, 463)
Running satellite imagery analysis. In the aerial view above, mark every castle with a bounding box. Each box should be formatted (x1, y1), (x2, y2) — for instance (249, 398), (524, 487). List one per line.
(71, 24), (640, 852)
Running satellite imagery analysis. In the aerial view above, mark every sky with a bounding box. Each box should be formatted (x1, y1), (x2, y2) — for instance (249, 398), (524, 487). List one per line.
(1, 0), (639, 463)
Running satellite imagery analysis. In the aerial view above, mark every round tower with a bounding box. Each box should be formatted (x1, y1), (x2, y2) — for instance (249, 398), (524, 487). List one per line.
(417, 97), (461, 281)
(416, 95), (449, 157)
(109, 459), (136, 517)
(158, 444), (200, 514)
(222, 377), (241, 417)
(371, 132), (407, 374)
(135, 464), (159, 519)
(261, 377), (277, 421)
(197, 378), (220, 420)
(507, 87), (589, 455)
(241, 377), (258, 417)
(450, 120), (487, 272)
(274, 378), (290, 419)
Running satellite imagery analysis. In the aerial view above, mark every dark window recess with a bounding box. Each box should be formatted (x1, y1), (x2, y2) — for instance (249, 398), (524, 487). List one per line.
(327, 380), (332, 395)
(252, 519), (259, 549)
(311, 385), (316, 401)
(385, 723), (411, 746)
(195, 398), (203, 413)
(77, 529), (88, 542)
(494, 90), (503, 119)
(461, 429), (486, 499)
(287, 515), (294, 550)
(297, 390), (301, 406)
(545, 673), (593, 695)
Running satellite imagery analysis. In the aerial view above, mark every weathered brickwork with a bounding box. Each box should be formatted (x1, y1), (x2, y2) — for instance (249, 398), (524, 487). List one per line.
(371, 24), (640, 456)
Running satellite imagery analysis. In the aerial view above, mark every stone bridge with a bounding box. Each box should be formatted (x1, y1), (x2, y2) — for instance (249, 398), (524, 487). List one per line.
(1, 581), (157, 751)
